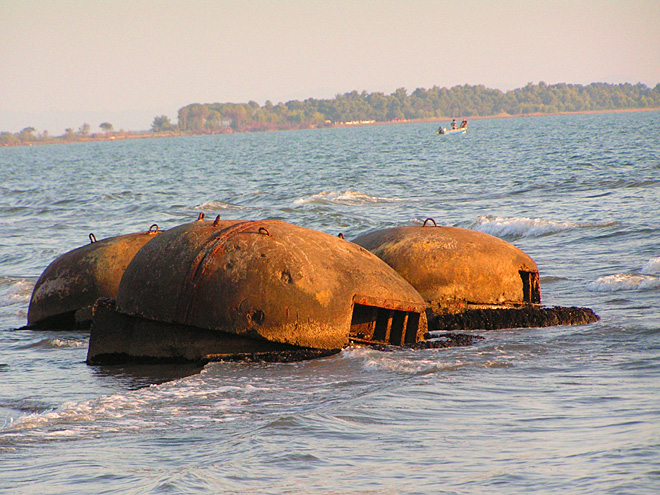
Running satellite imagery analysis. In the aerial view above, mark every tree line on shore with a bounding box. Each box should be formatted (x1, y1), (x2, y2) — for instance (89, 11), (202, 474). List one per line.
(3, 82), (659, 146)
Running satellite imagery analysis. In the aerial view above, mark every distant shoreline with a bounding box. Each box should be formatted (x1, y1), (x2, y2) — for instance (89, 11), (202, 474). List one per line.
(376, 106), (660, 126)
(2, 107), (658, 148)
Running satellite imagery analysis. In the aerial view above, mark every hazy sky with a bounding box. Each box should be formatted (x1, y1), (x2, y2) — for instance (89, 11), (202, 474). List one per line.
(2, 0), (659, 134)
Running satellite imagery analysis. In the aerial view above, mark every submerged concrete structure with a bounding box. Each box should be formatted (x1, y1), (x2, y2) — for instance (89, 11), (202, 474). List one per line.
(25, 225), (161, 329)
(351, 219), (597, 330)
(87, 218), (428, 364)
(352, 219), (540, 316)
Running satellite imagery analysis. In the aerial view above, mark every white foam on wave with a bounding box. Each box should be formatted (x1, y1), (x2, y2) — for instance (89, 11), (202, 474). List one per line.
(341, 346), (464, 374)
(49, 338), (86, 349)
(641, 257), (660, 275)
(587, 273), (660, 292)
(588, 257), (660, 292)
(472, 215), (615, 238)
(194, 200), (246, 211)
(2, 374), (249, 439)
(472, 215), (578, 238)
(293, 190), (400, 206)
(0, 277), (34, 308)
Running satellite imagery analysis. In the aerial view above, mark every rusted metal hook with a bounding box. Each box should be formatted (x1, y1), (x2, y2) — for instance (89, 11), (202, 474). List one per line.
(212, 215), (221, 227)
(197, 212), (205, 221)
(148, 224), (159, 234)
(337, 233), (345, 239)
(422, 218), (437, 227)
(258, 227), (270, 236)
(89, 233), (97, 244)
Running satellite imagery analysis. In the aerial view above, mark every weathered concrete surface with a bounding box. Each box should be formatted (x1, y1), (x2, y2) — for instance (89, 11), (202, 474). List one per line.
(352, 222), (544, 329)
(352, 223), (541, 316)
(25, 226), (161, 329)
(88, 218), (429, 364)
(87, 298), (303, 365)
(427, 306), (599, 331)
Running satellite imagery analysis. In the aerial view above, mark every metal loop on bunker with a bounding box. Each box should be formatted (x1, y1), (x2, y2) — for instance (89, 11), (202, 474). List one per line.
(422, 218), (437, 227)
(338, 233), (345, 240)
(89, 233), (97, 244)
(148, 224), (159, 234)
(196, 212), (205, 221)
(258, 227), (270, 236)
(212, 215), (221, 227)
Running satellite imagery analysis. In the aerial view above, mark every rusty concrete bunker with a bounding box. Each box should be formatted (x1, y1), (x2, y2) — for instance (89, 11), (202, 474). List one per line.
(352, 219), (541, 314)
(24, 224), (161, 330)
(24, 214), (598, 363)
(351, 219), (596, 330)
(86, 217), (428, 364)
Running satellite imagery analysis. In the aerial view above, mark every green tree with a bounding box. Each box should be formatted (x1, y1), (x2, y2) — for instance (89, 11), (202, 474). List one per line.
(100, 122), (113, 133)
(0, 132), (19, 146)
(164, 82), (660, 136)
(151, 115), (175, 132)
(18, 127), (36, 142)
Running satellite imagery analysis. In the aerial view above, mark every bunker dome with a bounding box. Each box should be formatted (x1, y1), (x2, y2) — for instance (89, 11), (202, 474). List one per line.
(352, 219), (541, 319)
(87, 218), (428, 364)
(26, 225), (161, 329)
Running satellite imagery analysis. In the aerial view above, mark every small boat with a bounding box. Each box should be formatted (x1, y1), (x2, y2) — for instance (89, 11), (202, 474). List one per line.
(437, 127), (466, 135)
(438, 119), (468, 135)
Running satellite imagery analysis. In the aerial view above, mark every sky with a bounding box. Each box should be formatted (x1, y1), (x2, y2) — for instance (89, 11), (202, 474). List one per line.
(1, 0), (659, 135)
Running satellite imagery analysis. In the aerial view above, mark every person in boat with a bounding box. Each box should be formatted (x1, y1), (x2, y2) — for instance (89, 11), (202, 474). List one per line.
(451, 119), (457, 129)
(460, 119), (468, 128)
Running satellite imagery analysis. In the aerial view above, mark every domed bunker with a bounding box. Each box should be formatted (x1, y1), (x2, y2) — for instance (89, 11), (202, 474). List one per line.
(352, 219), (598, 330)
(25, 224), (161, 330)
(87, 218), (428, 364)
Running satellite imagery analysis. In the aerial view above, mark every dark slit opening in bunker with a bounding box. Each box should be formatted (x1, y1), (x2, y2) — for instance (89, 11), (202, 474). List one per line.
(21, 310), (89, 330)
(350, 303), (420, 346)
(520, 270), (541, 304)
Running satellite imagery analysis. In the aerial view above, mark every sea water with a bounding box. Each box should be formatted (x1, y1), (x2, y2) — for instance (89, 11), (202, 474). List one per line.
(0, 111), (659, 494)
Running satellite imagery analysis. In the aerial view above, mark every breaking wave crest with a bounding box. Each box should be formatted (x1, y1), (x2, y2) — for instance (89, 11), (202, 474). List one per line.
(1, 374), (248, 443)
(0, 277), (34, 309)
(587, 273), (660, 292)
(194, 200), (247, 211)
(588, 256), (660, 292)
(641, 257), (660, 275)
(341, 346), (467, 375)
(293, 190), (401, 206)
(471, 215), (616, 238)
(49, 338), (87, 349)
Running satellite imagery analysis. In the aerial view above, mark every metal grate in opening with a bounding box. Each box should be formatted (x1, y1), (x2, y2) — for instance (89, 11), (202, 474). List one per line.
(520, 270), (541, 304)
(350, 303), (421, 346)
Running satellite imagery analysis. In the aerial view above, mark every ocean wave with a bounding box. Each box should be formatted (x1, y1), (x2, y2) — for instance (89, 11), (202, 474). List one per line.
(641, 257), (660, 275)
(2, 376), (248, 440)
(340, 346), (465, 374)
(0, 277), (34, 309)
(471, 215), (616, 238)
(19, 338), (87, 350)
(293, 190), (401, 207)
(193, 200), (247, 211)
(587, 273), (660, 292)
(50, 338), (87, 349)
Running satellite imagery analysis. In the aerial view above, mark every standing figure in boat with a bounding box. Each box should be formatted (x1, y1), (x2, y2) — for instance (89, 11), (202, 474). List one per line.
(437, 118), (467, 135)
